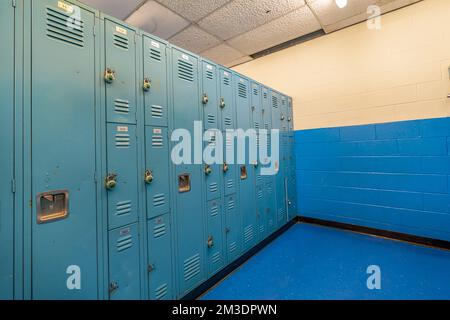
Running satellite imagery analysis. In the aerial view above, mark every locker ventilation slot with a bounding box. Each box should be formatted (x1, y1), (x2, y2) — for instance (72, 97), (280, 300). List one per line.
(113, 34), (129, 50)
(153, 194), (166, 208)
(223, 77), (230, 86)
(260, 225), (265, 234)
(206, 70), (214, 80)
(209, 183), (219, 194)
(150, 48), (162, 62)
(207, 114), (216, 124)
(227, 199), (235, 211)
(46, 8), (84, 48)
(257, 177), (264, 187)
(229, 242), (237, 253)
(155, 284), (168, 300)
(184, 254), (201, 282)
(244, 225), (254, 244)
(212, 252), (221, 264)
(253, 88), (259, 96)
(116, 201), (132, 217)
(224, 117), (232, 126)
(226, 180), (234, 190)
(254, 122), (260, 129)
(272, 96), (278, 108)
(210, 204), (219, 217)
(115, 134), (131, 148)
(238, 83), (247, 98)
(178, 59), (194, 82)
(151, 105), (163, 119)
(116, 234), (133, 252)
(263, 92), (268, 99)
(114, 99), (130, 114)
(152, 135), (163, 147)
(153, 223), (166, 238)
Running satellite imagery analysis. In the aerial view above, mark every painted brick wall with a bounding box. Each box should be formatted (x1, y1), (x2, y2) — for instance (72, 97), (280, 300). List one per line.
(295, 117), (450, 241)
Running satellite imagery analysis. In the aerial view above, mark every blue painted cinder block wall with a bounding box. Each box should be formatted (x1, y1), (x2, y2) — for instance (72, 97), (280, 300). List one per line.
(295, 117), (450, 241)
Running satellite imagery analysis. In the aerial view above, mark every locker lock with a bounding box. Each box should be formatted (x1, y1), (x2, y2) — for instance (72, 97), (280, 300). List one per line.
(104, 68), (116, 83)
(144, 170), (154, 184)
(223, 162), (229, 173)
(204, 165), (212, 176)
(288, 117), (292, 122)
(202, 93), (209, 105)
(105, 174), (117, 190)
(220, 98), (226, 109)
(253, 161), (259, 168)
(143, 78), (152, 91)
(281, 115), (285, 121)
(148, 264), (156, 273)
(207, 235), (214, 248)
(109, 281), (119, 293)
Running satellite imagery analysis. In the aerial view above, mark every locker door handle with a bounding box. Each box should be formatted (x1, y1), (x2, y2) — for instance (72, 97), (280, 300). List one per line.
(223, 162), (229, 173)
(220, 98), (226, 109)
(105, 174), (117, 190)
(204, 165), (212, 176)
(104, 68), (116, 83)
(143, 78), (152, 91)
(207, 236), (214, 248)
(109, 281), (119, 293)
(202, 93), (209, 105)
(144, 170), (154, 184)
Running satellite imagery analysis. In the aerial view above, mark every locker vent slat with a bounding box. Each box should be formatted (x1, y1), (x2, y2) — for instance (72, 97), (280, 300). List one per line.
(209, 183), (219, 194)
(150, 48), (162, 62)
(207, 114), (215, 124)
(263, 92), (268, 99)
(183, 254), (201, 282)
(153, 223), (166, 238)
(155, 284), (168, 300)
(226, 180), (234, 190)
(229, 242), (237, 253)
(115, 134), (131, 148)
(116, 201), (132, 217)
(225, 117), (232, 126)
(223, 77), (230, 86)
(113, 34), (129, 50)
(153, 194), (166, 208)
(206, 70), (214, 80)
(227, 199), (235, 211)
(115, 99), (130, 114)
(210, 204), (219, 217)
(152, 134), (164, 147)
(178, 59), (194, 82)
(244, 225), (254, 244)
(151, 105), (163, 119)
(253, 88), (259, 96)
(238, 83), (247, 99)
(46, 7), (84, 48)
(260, 225), (265, 234)
(272, 96), (278, 108)
(212, 252), (221, 264)
(116, 234), (133, 252)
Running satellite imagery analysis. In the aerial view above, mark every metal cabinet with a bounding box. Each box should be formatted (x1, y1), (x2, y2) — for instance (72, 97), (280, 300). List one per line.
(206, 199), (225, 276)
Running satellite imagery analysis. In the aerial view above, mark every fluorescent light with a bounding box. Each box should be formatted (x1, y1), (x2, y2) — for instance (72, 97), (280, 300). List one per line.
(335, 0), (348, 9)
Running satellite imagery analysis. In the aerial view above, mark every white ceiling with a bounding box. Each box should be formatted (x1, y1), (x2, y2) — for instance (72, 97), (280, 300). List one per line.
(80, 0), (421, 67)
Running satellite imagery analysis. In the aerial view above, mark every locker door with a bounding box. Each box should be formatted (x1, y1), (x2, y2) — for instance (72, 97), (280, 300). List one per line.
(172, 49), (205, 295)
(280, 95), (288, 132)
(105, 20), (137, 124)
(276, 133), (288, 228)
(262, 87), (271, 131)
(202, 62), (219, 130)
(256, 185), (265, 241)
(106, 124), (139, 229)
(288, 97), (294, 132)
(236, 76), (251, 130)
(225, 194), (241, 263)
(287, 175), (297, 221)
(265, 182), (277, 235)
(204, 131), (221, 201)
(206, 199), (225, 276)
(143, 36), (168, 127)
(251, 82), (262, 131)
(108, 223), (141, 300)
(145, 126), (170, 219)
(148, 214), (173, 300)
(223, 132), (237, 196)
(219, 69), (235, 131)
(30, 0), (98, 299)
(0, 0), (14, 300)
(271, 91), (280, 130)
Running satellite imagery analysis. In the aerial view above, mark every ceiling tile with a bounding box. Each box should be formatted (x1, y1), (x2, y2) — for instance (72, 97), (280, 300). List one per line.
(200, 44), (245, 65)
(226, 56), (254, 68)
(79, 0), (144, 20)
(156, 0), (232, 22)
(126, 0), (189, 39)
(228, 6), (321, 55)
(198, 0), (307, 40)
(169, 25), (222, 53)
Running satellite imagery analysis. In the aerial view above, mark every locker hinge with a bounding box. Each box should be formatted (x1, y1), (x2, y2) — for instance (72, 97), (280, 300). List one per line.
(12, 0), (16, 7)
(11, 179), (16, 193)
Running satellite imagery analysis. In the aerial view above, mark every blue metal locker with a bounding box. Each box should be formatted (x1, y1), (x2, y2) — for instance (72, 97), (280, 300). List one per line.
(219, 69), (236, 131)
(270, 91), (281, 132)
(0, 0), (15, 300)
(171, 48), (206, 296)
(108, 223), (141, 300)
(224, 194), (241, 262)
(29, 0), (98, 299)
(206, 199), (225, 276)
(143, 35), (169, 127)
(288, 97), (294, 132)
(276, 133), (288, 228)
(265, 182), (277, 234)
(147, 214), (173, 300)
(202, 61), (219, 130)
(255, 185), (266, 241)
(204, 131), (222, 201)
(223, 132), (238, 196)
(280, 95), (288, 132)
(145, 126), (170, 219)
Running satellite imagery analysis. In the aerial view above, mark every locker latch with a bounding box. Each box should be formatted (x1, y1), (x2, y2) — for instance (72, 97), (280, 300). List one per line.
(36, 190), (69, 224)
(204, 165), (212, 176)
(143, 78), (152, 91)
(219, 98), (226, 109)
(240, 166), (248, 180)
(251, 106), (255, 111)
(178, 174), (191, 193)
(281, 115), (285, 121)
(288, 117), (292, 122)
(207, 236), (214, 248)
(105, 173), (117, 190)
(104, 68), (116, 83)
(202, 93), (209, 105)
(144, 170), (154, 184)
(225, 228), (230, 234)
(253, 161), (259, 168)
(109, 281), (119, 293)
(148, 264), (155, 273)
(223, 162), (229, 173)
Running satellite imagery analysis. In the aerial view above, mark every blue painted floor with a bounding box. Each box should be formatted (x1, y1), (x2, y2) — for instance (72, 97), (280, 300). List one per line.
(202, 223), (450, 300)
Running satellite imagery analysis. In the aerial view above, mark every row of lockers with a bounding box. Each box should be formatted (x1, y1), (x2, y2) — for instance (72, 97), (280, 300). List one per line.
(0, 0), (297, 300)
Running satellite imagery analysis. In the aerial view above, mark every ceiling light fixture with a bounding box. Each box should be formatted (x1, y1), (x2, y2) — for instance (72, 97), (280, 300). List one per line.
(335, 0), (348, 9)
